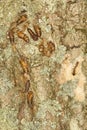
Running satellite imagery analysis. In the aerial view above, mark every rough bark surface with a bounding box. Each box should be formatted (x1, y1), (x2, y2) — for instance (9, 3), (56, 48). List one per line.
(0, 0), (87, 130)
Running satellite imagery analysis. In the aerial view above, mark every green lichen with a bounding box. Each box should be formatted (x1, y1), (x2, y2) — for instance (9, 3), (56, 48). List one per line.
(36, 99), (62, 119)
(0, 69), (14, 95)
(50, 45), (66, 64)
(0, 107), (18, 130)
(58, 80), (77, 98)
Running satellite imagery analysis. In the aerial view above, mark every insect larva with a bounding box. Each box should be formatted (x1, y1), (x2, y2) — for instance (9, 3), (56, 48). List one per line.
(33, 24), (41, 37)
(25, 80), (30, 93)
(27, 91), (34, 108)
(8, 29), (14, 44)
(39, 43), (44, 53)
(72, 61), (79, 75)
(17, 30), (29, 43)
(16, 14), (28, 25)
(19, 56), (29, 73)
(47, 41), (55, 53)
(27, 28), (38, 41)
(38, 41), (55, 57)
